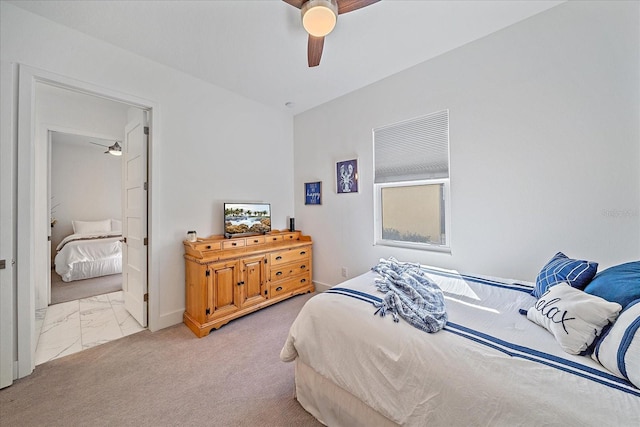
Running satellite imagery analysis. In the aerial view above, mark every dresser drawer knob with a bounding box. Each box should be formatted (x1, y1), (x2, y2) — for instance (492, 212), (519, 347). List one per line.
(300, 279), (306, 283)
(276, 271), (283, 276)
(300, 265), (306, 269)
(276, 286), (283, 292)
(206, 245), (211, 249)
(275, 256), (282, 260)
(300, 251), (306, 255)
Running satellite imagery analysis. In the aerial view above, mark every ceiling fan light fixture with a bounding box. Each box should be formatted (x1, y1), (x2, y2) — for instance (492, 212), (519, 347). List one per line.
(107, 141), (122, 156)
(301, 0), (338, 37)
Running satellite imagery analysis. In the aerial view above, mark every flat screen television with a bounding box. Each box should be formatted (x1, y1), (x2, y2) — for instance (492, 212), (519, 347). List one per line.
(224, 202), (271, 238)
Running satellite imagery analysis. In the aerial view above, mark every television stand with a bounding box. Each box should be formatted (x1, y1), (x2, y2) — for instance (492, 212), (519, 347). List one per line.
(183, 229), (313, 337)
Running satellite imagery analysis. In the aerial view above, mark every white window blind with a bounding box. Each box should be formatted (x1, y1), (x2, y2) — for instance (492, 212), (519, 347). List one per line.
(374, 110), (449, 183)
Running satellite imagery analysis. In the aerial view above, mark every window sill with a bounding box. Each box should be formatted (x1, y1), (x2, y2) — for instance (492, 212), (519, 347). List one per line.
(375, 239), (452, 254)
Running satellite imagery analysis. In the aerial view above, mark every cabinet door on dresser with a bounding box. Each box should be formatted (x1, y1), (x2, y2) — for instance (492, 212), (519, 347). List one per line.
(206, 260), (241, 320)
(239, 255), (267, 308)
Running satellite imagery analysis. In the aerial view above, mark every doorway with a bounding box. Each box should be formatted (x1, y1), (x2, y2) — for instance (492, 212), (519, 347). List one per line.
(3, 65), (157, 384)
(35, 129), (145, 365)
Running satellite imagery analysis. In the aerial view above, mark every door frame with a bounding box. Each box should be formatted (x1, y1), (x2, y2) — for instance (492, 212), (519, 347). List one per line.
(0, 61), (18, 388)
(15, 64), (159, 379)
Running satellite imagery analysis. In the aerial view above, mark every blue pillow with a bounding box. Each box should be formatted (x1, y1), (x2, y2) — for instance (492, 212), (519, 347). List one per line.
(532, 252), (598, 298)
(584, 261), (640, 309)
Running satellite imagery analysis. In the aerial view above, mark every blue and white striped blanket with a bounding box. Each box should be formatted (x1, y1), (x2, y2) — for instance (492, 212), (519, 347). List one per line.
(370, 257), (447, 332)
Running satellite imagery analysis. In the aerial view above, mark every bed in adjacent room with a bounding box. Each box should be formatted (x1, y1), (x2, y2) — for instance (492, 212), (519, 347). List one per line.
(54, 219), (123, 282)
(280, 256), (640, 426)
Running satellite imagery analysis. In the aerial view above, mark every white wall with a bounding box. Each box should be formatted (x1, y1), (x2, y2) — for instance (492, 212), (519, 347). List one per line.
(293, 0), (640, 288)
(1, 2), (295, 332)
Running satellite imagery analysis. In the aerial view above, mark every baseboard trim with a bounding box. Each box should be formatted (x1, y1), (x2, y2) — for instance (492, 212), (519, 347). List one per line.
(313, 280), (331, 293)
(153, 309), (184, 332)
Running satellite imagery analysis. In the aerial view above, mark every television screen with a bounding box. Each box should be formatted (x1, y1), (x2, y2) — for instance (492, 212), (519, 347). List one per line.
(224, 203), (271, 237)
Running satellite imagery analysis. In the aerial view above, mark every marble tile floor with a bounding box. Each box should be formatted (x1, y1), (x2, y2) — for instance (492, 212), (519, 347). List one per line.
(35, 291), (145, 366)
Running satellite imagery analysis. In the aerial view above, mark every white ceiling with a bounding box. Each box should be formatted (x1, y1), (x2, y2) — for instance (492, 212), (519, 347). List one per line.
(10, 0), (563, 115)
(51, 131), (117, 151)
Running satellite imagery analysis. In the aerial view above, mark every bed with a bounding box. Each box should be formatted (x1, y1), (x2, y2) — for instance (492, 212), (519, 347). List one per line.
(54, 219), (123, 282)
(280, 257), (640, 426)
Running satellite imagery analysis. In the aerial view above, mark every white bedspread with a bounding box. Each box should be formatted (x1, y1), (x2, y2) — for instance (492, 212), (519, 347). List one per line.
(54, 232), (122, 282)
(281, 266), (640, 426)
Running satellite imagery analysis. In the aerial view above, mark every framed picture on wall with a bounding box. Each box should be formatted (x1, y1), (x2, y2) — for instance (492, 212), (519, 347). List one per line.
(336, 159), (358, 194)
(304, 181), (322, 205)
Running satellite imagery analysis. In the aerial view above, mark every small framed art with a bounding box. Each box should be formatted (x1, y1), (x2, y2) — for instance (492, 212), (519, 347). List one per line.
(336, 159), (358, 194)
(305, 181), (322, 205)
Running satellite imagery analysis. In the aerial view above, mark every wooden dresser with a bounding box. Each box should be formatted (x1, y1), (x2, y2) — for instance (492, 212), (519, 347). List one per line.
(183, 230), (313, 337)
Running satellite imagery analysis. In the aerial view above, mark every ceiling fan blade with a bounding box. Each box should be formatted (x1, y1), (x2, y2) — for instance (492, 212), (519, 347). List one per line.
(338, 0), (380, 14)
(308, 35), (324, 67)
(282, 0), (306, 9)
(88, 141), (108, 148)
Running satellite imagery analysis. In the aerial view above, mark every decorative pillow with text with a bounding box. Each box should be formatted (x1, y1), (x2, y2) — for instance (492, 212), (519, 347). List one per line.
(525, 283), (621, 355)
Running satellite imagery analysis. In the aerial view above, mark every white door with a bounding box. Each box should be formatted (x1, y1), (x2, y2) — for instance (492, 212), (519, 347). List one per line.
(122, 110), (148, 327)
(0, 61), (16, 389)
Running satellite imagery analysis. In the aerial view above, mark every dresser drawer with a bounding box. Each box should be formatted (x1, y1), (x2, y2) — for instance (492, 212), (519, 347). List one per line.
(270, 273), (312, 297)
(269, 261), (310, 281)
(245, 236), (265, 246)
(266, 235), (283, 243)
(194, 241), (221, 252)
(269, 247), (310, 266)
(222, 239), (245, 250)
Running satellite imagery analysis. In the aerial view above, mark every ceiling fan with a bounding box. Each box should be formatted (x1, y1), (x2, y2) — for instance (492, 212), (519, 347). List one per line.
(88, 141), (122, 156)
(283, 0), (380, 67)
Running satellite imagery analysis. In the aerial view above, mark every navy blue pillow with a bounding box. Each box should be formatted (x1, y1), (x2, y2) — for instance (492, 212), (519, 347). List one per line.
(532, 252), (598, 298)
(584, 261), (640, 309)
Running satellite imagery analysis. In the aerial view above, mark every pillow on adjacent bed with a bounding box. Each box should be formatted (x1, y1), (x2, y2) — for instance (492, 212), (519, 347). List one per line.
(532, 252), (598, 298)
(592, 299), (640, 388)
(525, 283), (621, 355)
(111, 219), (122, 232)
(584, 261), (640, 309)
(72, 219), (111, 235)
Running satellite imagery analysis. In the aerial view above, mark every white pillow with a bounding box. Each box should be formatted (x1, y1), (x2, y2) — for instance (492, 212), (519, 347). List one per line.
(592, 300), (640, 388)
(525, 283), (621, 355)
(72, 219), (111, 235)
(111, 219), (122, 232)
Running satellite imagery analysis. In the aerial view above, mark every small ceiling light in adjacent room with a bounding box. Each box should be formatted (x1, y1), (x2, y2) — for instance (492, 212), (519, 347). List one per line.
(301, 0), (338, 37)
(107, 141), (122, 156)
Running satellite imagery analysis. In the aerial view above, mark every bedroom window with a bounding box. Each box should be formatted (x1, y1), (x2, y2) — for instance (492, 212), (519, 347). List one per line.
(373, 109), (450, 252)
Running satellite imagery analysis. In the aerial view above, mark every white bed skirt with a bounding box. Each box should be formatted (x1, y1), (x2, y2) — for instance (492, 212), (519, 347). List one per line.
(295, 359), (398, 427)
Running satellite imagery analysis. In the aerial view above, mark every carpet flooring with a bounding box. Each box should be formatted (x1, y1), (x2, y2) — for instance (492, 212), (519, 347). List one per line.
(50, 270), (123, 304)
(0, 291), (322, 427)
